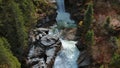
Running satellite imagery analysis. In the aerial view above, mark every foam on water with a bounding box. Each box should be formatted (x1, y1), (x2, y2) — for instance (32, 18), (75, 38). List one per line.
(53, 39), (80, 68)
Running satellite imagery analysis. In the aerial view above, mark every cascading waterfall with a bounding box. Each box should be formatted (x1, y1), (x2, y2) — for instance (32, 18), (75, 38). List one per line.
(27, 0), (80, 68)
(53, 39), (80, 68)
(56, 0), (76, 28)
(53, 0), (80, 68)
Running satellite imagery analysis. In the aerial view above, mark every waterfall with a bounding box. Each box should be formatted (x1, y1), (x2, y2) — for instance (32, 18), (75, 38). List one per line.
(56, 0), (76, 28)
(56, 0), (65, 12)
(53, 39), (80, 68)
(27, 0), (80, 68)
(28, 26), (80, 68)
(53, 0), (80, 68)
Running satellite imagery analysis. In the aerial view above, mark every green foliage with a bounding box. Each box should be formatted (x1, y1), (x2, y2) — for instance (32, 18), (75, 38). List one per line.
(110, 53), (120, 68)
(85, 29), (94, 46)
(0, 0), (27, 56)
(0, 0), (54, 67)
(103, 17), (111, 35)
(116, 37), (120, 46)
(0, 37), (11, 49)
(80, 3), (94, 45)
(103, 17), (115, 35)
(83, 3), (93, 31)
(0, 37), (21, 68)
(109, 36), (120, 68)
(0, 0), (37, 67)
(15, 0), (36, 30)
(33, 0), (47, 10)
(100, 65), (104, 68)
(11, 1), (27, 46)
(33, 0), (55, 15)
(104, 17), (110, 29)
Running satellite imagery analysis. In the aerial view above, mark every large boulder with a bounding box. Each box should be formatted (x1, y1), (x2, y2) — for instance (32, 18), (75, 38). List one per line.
(27, 27), (61, 68)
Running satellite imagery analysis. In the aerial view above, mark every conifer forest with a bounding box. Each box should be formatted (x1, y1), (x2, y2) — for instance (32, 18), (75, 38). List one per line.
(0, 0), (120, 68)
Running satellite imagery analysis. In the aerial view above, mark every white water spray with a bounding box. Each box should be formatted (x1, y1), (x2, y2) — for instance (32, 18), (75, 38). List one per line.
(53, 0), (80, 68)
(54, 39), (80, 68)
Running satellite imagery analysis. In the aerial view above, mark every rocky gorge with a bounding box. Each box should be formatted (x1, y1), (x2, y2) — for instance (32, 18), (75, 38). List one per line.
(0, 0), (120, 68)
(26, 0), (90, 68)
(26, 0), (120, 68)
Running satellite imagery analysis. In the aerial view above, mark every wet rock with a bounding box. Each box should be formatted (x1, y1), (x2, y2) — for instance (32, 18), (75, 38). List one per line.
(77, 51), (90, 67)
(36, 28), (49, 31)
(41, 35), (59, 46)
(76, 42), (87, 51)
(61, 28), (77, 40)
(27, 27), (61, 68)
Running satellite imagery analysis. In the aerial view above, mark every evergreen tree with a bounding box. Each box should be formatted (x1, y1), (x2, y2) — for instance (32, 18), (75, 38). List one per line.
(104, 17), (115, 35)
(80, 3), (94, 45)
(110, 37), (120, 68)
(85, 29), (94, 46)
(0, 0), (27, 56)
(10, 1), (27, 54)
(15, 0), (35, 30)
(0, 37), (21, 68)
(83, 3), (93, 32)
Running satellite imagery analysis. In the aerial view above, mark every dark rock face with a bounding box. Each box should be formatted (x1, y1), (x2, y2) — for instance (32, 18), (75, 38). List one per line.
(36, 13), (57, 28)
(77, 50), (91, 68)
(64, 0), (85, 24)
(27, 27), (61, 68)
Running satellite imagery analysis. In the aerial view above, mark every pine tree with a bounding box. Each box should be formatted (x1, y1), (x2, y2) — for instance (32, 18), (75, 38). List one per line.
(80, 3), (94, 44)
(15, 0), (35, 30)
(85, 29), (94, 46)
(104, 17), (115, 35)
(9, 1), (27, 56)
(0, 37), (21, 68)
(110, 36), (120, 68)
(83, 3), (93, 32)
(0, 0), (27, 56)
